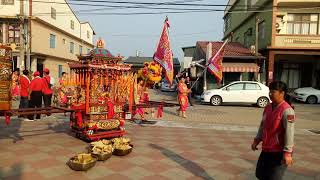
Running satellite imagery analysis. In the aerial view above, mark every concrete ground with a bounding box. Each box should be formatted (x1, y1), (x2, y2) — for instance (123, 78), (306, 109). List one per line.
(0, 89), (319, 180)
(148, 89), (320, 130)
(0, 118), (319, 180)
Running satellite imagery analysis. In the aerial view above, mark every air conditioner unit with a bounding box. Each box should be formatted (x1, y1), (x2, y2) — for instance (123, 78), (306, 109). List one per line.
(250, 45), (256, 54)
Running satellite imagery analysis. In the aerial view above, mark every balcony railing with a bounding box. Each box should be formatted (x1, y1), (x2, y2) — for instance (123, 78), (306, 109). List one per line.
(275, 34), (320, 48)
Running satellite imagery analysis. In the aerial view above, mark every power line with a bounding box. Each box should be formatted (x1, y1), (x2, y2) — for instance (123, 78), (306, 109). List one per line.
(34, 10), (215, 16)
(32, 6), (320, 16)
(24, 0), (320, 16)
(26, 0), (279, 9)
(71, 0), (204, 13)
(103, 29), (217, 37)
(27, 0), (260, 7)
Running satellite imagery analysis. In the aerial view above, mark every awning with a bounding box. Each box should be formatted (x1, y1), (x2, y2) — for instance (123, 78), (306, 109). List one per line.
(223, 63), (260, 72)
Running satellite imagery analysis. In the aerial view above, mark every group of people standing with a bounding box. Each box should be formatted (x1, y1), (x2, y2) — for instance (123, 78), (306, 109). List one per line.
(11, 68), (54, 121)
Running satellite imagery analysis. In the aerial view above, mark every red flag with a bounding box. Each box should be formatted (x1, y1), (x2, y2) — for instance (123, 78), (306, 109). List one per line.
(207, 40), (228, 83)
(153, 17), (174, 85)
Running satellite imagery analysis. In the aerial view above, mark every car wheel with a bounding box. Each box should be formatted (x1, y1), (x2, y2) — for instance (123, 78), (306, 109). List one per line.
(210, 96), (222, 106)
(257, 97), (269, 108)
(306, 95), (318, 104)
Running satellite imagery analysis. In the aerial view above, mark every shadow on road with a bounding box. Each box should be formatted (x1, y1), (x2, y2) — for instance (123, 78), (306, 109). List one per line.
(0, 118), (24, 143)
(0, 115), (74, 142)
(164, 109), (179, 116)
(0, 163), (23, 180)
(149, 143), (214, 180)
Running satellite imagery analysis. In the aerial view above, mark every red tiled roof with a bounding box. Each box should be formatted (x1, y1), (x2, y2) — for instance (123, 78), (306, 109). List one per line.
(196, 41), (260, 57)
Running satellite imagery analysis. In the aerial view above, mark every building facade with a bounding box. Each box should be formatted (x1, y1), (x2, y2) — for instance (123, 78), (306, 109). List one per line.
(189, 41), (263, 94)
(0, 0), (95, 81)
(223, 0), (320, 90)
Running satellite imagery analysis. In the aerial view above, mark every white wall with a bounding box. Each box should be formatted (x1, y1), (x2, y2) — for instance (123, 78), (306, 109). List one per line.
(183, 57), (193, 69)
(0, 0), (95, 45)
(80, 23), (94, 44)
(32, 0), (81, 38)
(0, 0), (23, 17)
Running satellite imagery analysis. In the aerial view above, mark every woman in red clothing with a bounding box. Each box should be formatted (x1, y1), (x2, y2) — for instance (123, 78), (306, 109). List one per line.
(177, 77), (190, 118)
(11, 69), (20, 97)
(11, 69), (20, 109)
(134, 80), (148, 120)
(58, 72), (68, 105)
(251, 81), (295, 180)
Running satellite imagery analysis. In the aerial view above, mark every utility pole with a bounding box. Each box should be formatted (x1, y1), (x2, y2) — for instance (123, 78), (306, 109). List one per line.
(19, 0), (25, 70)
(204, 42), (212, 91)
(26, 0), (32, 71)
(255, 16), (260, 82)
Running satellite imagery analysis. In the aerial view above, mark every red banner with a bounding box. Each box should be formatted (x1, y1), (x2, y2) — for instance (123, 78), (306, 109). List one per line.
(153, 17), (174, 85)
(207, 40), (228, 83)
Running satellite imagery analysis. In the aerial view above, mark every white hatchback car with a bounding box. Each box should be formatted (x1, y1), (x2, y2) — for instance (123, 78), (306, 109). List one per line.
(201, 81), (270, 108)
(293, 87), (320, 104)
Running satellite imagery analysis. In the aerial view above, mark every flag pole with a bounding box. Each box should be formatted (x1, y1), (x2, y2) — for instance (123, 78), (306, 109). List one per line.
(206, 39), (228, 66)
(190, 67), (207, 89)
(189, 39), (229, 90)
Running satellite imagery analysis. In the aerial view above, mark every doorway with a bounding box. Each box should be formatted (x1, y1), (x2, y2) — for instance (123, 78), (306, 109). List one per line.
(37, 58), (44, 77)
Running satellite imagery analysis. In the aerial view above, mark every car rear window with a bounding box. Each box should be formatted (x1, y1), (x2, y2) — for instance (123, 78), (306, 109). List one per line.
(245, 83), (261, 90)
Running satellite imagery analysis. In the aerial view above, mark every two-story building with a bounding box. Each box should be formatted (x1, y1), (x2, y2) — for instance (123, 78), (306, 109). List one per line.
(0, 0), (95, 80)
(223, 0), (320, 90)
(186, 41), (263, 95)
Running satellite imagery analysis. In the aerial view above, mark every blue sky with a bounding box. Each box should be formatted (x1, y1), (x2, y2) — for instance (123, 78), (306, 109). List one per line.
(71, 0), (227, 61)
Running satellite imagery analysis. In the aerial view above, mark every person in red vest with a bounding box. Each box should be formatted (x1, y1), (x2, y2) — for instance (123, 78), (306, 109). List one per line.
(29, 71), (45, 120)
(42, 68), (54, 112)
(252, 81), (295, 180)
(19, 70), (30, 120)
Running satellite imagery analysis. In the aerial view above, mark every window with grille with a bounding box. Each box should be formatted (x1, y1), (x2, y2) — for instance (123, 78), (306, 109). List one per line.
(50, 34), (56, 48)
(246, 0), (252, 10)
(287, 14), (319, 35)
(258, 21), (265, 40)
(8, 24), (20, 43)
(244, 31), (250, 48)
(51, 7), (56, 19)
(79, 45), (83, 54)
(1, 0), (14, 5)
(0, 28), (3, 43)
(70, 42), (74, 54)
(58, 65), (63, 78)
(71, 20), (74, 30)
(224, 14), (231, 31)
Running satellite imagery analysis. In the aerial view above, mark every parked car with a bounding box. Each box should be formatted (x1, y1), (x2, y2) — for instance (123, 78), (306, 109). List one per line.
(201, 81), (270, 108)
(293, 87), (320, 104)
(160, 79), (178, 92)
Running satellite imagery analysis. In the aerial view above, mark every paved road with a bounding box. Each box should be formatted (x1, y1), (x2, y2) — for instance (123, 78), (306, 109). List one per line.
(148, 89), (320, 130)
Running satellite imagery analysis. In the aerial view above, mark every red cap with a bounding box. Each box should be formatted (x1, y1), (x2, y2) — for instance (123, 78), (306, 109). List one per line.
(33, 71), (40, 77)
(44, 68), (50, 73)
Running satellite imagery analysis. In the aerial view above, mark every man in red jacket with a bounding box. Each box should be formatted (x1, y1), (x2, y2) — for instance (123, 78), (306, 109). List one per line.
(252, 81), (295, 180)
(19, 70), (30, 120)
(42, 68), (54, 113)
(29, 71), (45, 120)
